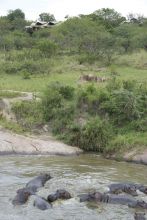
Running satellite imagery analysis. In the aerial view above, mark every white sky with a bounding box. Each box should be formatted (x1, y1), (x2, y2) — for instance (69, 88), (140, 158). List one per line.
(0, 0), (147, 21)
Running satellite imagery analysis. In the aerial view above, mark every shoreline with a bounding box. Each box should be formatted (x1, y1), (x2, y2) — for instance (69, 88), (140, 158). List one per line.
(0, 128), (82, 156)
(0, 128), (147, 166)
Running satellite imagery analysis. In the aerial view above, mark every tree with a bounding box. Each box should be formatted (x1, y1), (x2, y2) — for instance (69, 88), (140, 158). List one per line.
(6, 9), (26, 30)
(127, 13), (145, 24)
(114, 24), (137, 52)
(37, 40), (58, 57)
(0, 16), (11, 34)
(89, 8), (126, 30)
(39, 13), (56, 22)
(7, 9), (25, 21)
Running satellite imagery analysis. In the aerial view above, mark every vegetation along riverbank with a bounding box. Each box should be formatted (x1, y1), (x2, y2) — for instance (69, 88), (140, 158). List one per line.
(0, 8), (147, 163)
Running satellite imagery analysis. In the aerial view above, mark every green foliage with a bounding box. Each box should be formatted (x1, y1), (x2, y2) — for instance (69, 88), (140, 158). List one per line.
(7, 9), (25, 21)
(12, 101), (43, 129)
(42, 84), (63, 121)
(21, 71), (31, 79)
(37, 40), (58, 57)
(0, 7), (147, 155)
(51, 104), (75, 135)
(116, 50), (147, 69)
(6, 9), (26, 31)
(39, 13), (56, 22)
(58, 85), (75, 100)
(0, 117), (25, 133)
(103, 89), (141, 123)
(42, 83), (75, 121)
(77, 54), (98, 64)
(0, 91), (22, 98)
(130, 118), (147, 132)
(90, 8), (126, 30)
(80, 117), (112, 152)
(3, 54), (52, 75)
(105, 132), (147, 153)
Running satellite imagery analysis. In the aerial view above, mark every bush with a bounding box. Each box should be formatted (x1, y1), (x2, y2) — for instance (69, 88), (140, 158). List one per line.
(63, 123), (82, 146)
(42, 85), (63, 121)
(101, 89), (141, 124)
(37, 40), (58, 57)
(130, 118), (147, 132)
(4, 61), (21, 74)
(106, 132), (147, 154)
(21, 71), (31, 79)
(122, 80), (137, 91)
(77, 84), (110, 115)
(51, 104), (75, 135)
(58, 85), (75, 100)
(77, 54), (98, 64)
(12, 101), (43, 129)
(80, 117), (112, 152)
(42, 83), (75, 121)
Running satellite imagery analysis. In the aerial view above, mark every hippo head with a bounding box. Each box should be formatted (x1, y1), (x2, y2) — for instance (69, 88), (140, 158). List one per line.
(47, 193), (58, 203)
(44, 174), (52, 181)
(141, 187), (147, 194)
(137, 200), (147, 209)
(17, 187), (36, 195)
(128, 186), (138, 196)
(56, 189), (72, 200)
(93, 192), (103, 202)
(79, 192), (103, 202)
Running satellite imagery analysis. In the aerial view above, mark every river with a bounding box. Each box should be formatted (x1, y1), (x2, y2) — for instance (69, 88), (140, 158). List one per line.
(0, 154), (147, 220)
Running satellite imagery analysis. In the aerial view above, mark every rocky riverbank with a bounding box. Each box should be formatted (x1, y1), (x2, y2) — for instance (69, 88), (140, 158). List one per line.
(106, 149), (147, 165)
(0, 90), (146, 164)
(0, 128), (82, 155)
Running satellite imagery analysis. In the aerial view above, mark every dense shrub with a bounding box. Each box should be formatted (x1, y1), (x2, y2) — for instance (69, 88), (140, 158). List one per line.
(37, 40), (58, 57)
(42, 87), (63, 121)
(80, 117), (112, 152)
(12, 101), (43, 129)
(51, 104), (75, 135)
(101, 89), (141, 124)
(42, 83), (75, 121)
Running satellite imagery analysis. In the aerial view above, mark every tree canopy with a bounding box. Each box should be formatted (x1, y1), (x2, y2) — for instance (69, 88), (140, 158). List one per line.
(39, 13), (56, 22)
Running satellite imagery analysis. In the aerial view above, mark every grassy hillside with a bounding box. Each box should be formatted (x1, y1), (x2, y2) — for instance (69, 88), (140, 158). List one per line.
(0, 8), (147, 155)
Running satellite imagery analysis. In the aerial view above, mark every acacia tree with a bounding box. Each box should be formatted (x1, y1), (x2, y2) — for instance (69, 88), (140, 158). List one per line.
(6, 9), (26, 30)
(7, 9), (25, 21)
(39, 13), (56, 22)
(89, 8), (126, 30)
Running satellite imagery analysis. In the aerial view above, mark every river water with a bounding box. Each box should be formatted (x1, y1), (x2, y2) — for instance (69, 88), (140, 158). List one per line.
(0, 154), (147, 220)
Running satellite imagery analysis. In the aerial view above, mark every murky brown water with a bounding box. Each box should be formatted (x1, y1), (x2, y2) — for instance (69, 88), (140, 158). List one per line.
(0, 154), (147, 220)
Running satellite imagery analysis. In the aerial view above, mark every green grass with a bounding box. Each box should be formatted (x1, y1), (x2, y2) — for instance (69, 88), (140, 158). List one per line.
(0, 53), (147, 155)
(0, 55), (146, 92)
(106, 132), (147, 154)
(116, 66), (147, 83)
(0, 90), (23, 98)
(0, 117), (25, 134)
(116, 50), (147, 70)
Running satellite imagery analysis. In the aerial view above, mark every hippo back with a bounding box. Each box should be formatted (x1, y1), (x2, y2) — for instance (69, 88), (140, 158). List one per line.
(26, 174), (52, 189)
(33, 196), (52, 210)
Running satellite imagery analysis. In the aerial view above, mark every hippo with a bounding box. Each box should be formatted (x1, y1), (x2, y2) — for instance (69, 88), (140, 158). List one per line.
(47, 189), (72, 203)
(26, 173), (52, 190)
(108, 183), (138, 196)
(12, 188), (32, 205)
(17, 186), (36, 195)
(108, 183), (147, 196)
(134, 212), (146, 220)
(79, 192), (147, 209)
(33, 196), (52, 210)
(135, 185), (147, 195)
